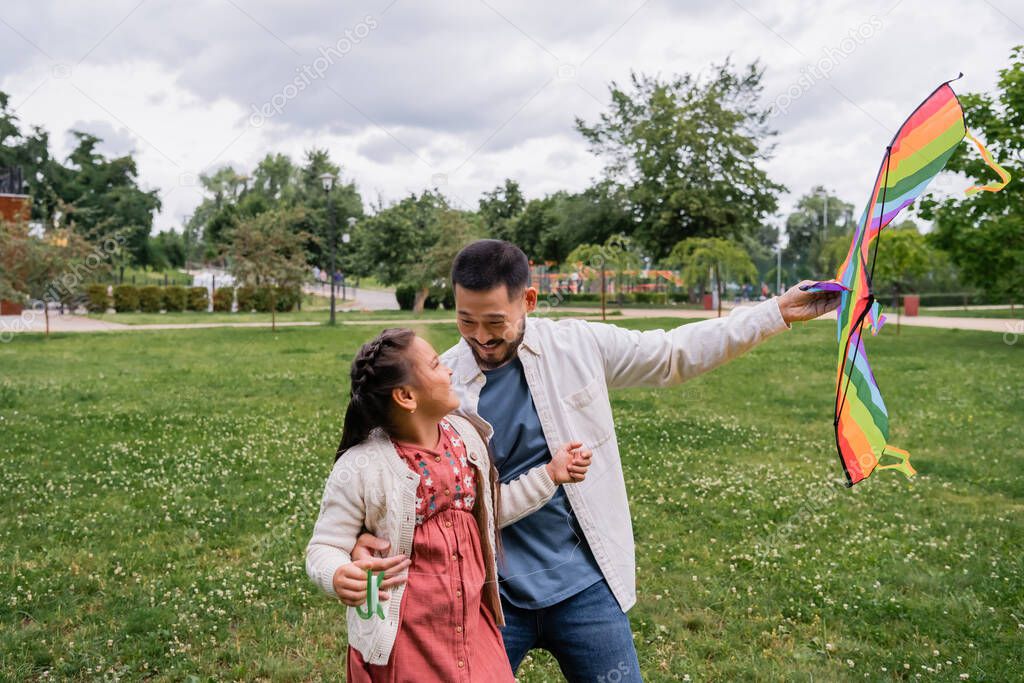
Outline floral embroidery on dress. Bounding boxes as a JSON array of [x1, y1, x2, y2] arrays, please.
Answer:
[[396, 420, 477, 527]]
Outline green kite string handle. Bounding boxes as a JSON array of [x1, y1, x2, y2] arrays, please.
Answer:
[[355, 568, 387, 620]]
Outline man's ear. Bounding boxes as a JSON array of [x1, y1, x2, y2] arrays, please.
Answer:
[[523, 286, 538, 313], [392, 385, 417, 413]]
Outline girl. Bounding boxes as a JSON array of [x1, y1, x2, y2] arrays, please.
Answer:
[[306, 328, 592, 681]]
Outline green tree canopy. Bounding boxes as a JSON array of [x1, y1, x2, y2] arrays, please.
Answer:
[[921, 44, 1024, 304], [576, 61, 786, 259], [667, 236, 757, 317]]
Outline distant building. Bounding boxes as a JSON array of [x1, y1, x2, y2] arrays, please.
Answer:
[[0, 166, 30, 223], [1, 166, 31, 314]]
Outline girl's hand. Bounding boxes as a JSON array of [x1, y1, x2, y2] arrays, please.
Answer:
[[332, 554, 411, 607], [546, 441, 593, 484]]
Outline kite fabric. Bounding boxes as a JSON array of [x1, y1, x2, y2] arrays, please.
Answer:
[[806, 76, 1011, 487]]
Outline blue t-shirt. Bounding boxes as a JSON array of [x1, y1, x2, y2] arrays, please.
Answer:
[[478, 356, 604, 609]]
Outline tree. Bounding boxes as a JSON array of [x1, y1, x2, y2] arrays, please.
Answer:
[[354, 191, 455, 313], [783, 187, 854, 279], [870, 223, 934, 333], [0, 93, 160, 264], [226, 207, 311, 330], [57, 131, 161, 264], [576, 61, 786, 259], [564, 233, 643, 312], [920, 44, 1024, 306], [667, 237, 757, 317], [479, 179, 525, 241], [0, 221, 91, 336], [410, 209, 481, 311]]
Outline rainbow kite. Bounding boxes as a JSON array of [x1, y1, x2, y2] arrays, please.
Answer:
[[804, 75, 1010, 487]]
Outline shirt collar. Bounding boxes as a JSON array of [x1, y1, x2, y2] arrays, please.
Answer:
[[455, 316, 541, 384]]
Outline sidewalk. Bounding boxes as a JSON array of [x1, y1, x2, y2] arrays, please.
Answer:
[[3, 305, 1018, 336]]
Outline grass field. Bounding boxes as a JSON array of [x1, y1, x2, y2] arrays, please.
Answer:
[[919, 308, 1023, 320], [1, 318, 1021, 681]]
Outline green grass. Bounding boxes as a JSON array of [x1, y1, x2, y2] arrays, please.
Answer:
[[920, 307, 1023, 319], [0, 320, 1021, 681]]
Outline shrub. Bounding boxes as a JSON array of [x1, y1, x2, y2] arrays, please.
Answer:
[[274, 285, 301, 312], [212, 287, 234, 312], [253, 285, 275, 313], [395, 284, 416, 310], [139, 286, 164, 313], [236, 285, 257, 312], [633, 291, 668, 305], [670, 291, 690, 303], [163, 286, 187, 312], [187, 287, 209, 312], [562, 293, 600, 303], [85, 284, 109, 313], [113, 285, 140, 312], [428, 286, 455, 310]]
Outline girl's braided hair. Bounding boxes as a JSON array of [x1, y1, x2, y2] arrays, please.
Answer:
[[336, 328, 416, 462]]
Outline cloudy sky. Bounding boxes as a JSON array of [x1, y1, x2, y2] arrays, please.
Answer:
[[1, 0, 1020, 235]]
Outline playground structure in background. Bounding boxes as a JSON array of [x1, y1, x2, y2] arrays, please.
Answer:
[[528, 261, 685, 297]]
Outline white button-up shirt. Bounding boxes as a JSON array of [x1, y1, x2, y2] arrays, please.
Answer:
[[440, 298, 791, 612]]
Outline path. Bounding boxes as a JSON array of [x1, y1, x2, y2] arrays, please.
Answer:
[[4, 303, 1018, 337]]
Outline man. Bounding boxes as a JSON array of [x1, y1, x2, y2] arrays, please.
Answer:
[[351, 239, 839, 681]]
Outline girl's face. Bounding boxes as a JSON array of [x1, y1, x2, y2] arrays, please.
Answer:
[[406, 335, 459, 416]]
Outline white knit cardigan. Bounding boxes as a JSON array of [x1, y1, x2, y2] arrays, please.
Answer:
[[305, 414, 558, 665]]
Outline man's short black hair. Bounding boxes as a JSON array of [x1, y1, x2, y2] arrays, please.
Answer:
[[451, 239, 530, 298]]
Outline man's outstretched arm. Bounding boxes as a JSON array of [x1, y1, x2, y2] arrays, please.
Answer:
[[592, 282, 840, 390]]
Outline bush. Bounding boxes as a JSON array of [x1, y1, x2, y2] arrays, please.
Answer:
[[252, 285, 275, 313], [633, 291, 668, 305], [187, 287, 209, 312], [561, 293, 600, 303], [113, 285, 140, 312], [236, 285, 257, 312], [428, 286, 455, 310], [163, 286, 187, 312], [212, 287, 234, 312], [274, 285, 301, 312], [395, 284, 416, 310], [85, 284, 109, 313], [670, 291, 690, 303], [139, 286, 164, 313]]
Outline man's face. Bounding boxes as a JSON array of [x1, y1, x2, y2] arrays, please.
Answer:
[[455, 283, 537, 370]]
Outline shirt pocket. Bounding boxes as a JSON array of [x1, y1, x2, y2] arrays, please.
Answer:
[[562, 376, 615, 450]]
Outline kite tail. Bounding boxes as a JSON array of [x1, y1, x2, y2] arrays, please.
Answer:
[[876, 445, 916, 479], [868, 301, 887, 336], [964, 129, 1012, 194]]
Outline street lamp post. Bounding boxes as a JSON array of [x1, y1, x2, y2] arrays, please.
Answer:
[[320, 172, 337, 325], [342, 222, 354, 301]]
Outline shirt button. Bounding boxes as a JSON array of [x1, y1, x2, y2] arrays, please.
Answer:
[[455, 625, 463, 633], [434, 456, 441, 462], [451, 553, 458, 561], [458, 659, 465, 668], [444, 488, 451, 496], [455, 589, 462, 598], [444, 520, 452, 528]]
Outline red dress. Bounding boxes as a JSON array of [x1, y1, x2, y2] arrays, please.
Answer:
[[347, 419, 514, 682]]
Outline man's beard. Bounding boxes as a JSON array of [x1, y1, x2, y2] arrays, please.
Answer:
[[468, 327, 525, 371]]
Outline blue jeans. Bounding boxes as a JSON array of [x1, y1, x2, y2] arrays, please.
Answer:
[[500, 579, 642, 682]]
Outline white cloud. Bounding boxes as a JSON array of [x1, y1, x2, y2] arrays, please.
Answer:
[[0, 0, 1019, 238]]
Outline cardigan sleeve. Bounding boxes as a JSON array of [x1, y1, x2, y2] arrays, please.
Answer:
[[496, 464, 558, 528], [305, 458, 367, 600]]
